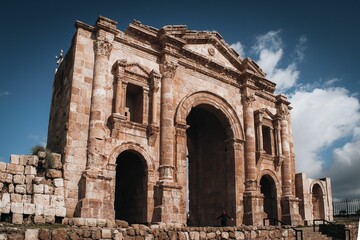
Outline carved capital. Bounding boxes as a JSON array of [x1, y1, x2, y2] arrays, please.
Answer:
[[150, 70, 161, 92], [276, 106, 289, 120], [94, 40, 112, 59], [161, 61, 178, 78], [241, 94, 256, 107], [274, 155, 284, 171], [175, 124, 189, 137]]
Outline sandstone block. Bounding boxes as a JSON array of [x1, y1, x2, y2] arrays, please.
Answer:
[[15, 184, 26, 194], [25, 174, 35, 184], [10, 155, 20, 164], [97, 218, 107, 227], [13, 174, 25, 184], [11, 202, 23, 214], [24, 203, 36, 214], [34, 215, 45, 224], [43, 205, 55, 216], [1, 172, 13, 183], [8, 183, 14, 193], [54, 187, 65, 196], [25, 166, 37, 175], [12, 213, 23, 224], [44, 185, 54, 194], [0, 202, 10, 213], [73, 217, 85, 226], [102, 229, 112, 238], [50, 153, 62, 169], [0, 234, 7, 240], [33, 194, 50, 205], [10, 193, 22, 202], [51, 195, 65, 207], [0, 162, 6, 172], [33, 184, 44, 194], [27, 155, 39, 167], [86, 218, 97, 227], [32, 177, 44, 184], [26, 183, 33, 194], [45, 214, 55, 223], [0, 182, 2, 190], [6, 163, 24, 174], [53, 178, 64, 187], [1, 193, 10, 202], [46, 169, 62, 178], [22, 195, 31, 203], [25, 229, 39, 240], [35, 204, 44, 215]]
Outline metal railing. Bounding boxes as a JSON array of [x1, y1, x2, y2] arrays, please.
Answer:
[[313, 219, 351, 240], [263, 218, 303, 240], [333, 198, 360, 216]]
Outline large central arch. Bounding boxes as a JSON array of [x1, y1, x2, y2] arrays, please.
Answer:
[[175, 91, 245, 226]]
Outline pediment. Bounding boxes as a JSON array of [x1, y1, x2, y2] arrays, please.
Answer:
[[112, 60, 151, 79], [184, 43, 239, 71]]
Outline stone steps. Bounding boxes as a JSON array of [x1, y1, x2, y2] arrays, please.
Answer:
[[301, 227, 333, 240]]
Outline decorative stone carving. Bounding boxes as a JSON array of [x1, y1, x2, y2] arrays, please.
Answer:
[[161, 61, 178, 78], [150, 70, 161, 92], [159, 165, 174, 180], [241, 94, 256, 107], [94, 40, 112, 59]]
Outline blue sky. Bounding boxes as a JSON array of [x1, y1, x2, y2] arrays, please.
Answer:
[[1, 0, 359, 200]]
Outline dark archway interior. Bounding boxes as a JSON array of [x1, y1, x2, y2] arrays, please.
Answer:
[[312, 184, 325, 219], [115, 151, 147, 224], [260, 175, 278, 221], [186, 106, 233, 226]]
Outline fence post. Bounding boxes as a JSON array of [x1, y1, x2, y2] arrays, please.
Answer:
[[346, 198, 349, 216]]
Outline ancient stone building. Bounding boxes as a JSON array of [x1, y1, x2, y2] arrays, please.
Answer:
[[46, 16, 333, 226]]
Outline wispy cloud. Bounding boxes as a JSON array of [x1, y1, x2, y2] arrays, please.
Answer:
[[251, 30, 304, 93], [0, 91, 11, 97], [324, 78, 341, 86], [230, 41, 245, 58]]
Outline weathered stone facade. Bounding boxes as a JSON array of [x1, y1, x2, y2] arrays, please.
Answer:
[[6, 15, 331, 227]]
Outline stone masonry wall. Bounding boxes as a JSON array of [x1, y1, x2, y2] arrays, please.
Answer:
[[0, 222, 297, 240], [0, 152, 66, 225]]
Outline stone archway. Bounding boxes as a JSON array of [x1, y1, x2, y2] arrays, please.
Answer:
[[260, 174, 278, 222], [114, 150, 147, 224], [175, 91, 244, 226], [312, 183, 325, 219]]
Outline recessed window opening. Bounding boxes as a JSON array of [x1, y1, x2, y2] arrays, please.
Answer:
[[126, 83, 143, 123], [262, 125, 272, 154]]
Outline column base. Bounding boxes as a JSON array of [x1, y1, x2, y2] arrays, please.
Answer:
[[75, 169, 114, 219], [153, 181, 184, 224], [243, 191, 266, 225], [281, 196, 304, 226]]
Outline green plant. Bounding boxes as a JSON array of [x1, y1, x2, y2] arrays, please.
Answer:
[[31, 145, 55, 168], [356, 209, 360, 215], [339, 209, 347, 215]]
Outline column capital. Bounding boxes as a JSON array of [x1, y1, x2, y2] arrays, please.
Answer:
[[241, 94, 256, 107], [94, 40, 112, 59], [160, 61, 178, 78]]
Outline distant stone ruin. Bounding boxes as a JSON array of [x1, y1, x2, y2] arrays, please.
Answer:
[[0, 16, 333, 227]]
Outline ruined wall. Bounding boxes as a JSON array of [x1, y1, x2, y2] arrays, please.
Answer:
[[295, 173, 333, 224], [0, 223, 297, 240], [0, 153, 66, 224]]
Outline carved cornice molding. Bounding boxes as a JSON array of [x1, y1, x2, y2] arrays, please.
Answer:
[[94, 40, 112, 59]]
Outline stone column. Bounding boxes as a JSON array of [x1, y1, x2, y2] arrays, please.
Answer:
[[279, 111, 292, 197], [143, 88, 149, 125], [114, 74, 122, 114], [87, 39, 113, 169], [242, 94, 257, 191], [159, 61, 178, 181], [255, 112, 263, 153], [150, 70, 160, 125]]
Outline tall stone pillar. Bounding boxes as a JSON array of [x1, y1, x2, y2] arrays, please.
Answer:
[[153, 60, 183, 224], [242, 87, 264, 225], [159, 61, 178, 181], [76, 16, 118, 220], [277, 95, 303, 226]]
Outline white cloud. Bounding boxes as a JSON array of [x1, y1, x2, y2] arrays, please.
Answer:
[[324, 78, 341, 86], [251, 30, 304, 93], [230, 41, 245, 57], [0, 91, 11, 97], [290, 87, 360, 179]]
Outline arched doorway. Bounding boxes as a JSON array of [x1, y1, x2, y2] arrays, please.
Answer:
[[186, 105, 235, 226], [260, 175, 278, 221], [312, 184, 325, 219], [114, 150, 147, 224]]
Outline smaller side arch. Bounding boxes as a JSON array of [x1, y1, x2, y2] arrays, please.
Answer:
[[107, 142, 154, 171], [309, 181, 326, 195]]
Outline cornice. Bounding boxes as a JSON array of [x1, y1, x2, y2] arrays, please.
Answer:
[[75, 20, 95, 32]]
